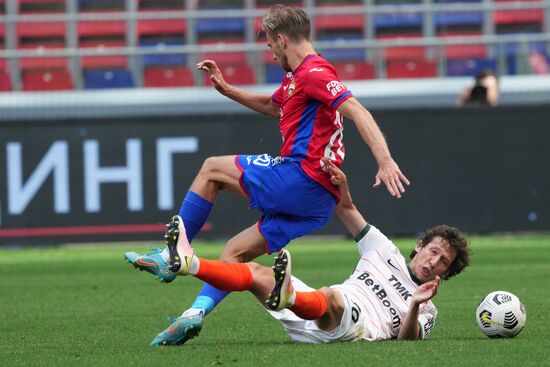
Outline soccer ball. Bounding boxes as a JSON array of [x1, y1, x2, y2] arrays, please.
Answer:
[[476, 291, 526, 338]]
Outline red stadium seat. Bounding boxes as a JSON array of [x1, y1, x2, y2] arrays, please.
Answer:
[[17, 21, 65, 40], [333, 61, 375, 80], [386, 59, 437, 79], [78, 20, 125, 39], [315, 4, 364, 32], [204, 64, 255, 85], [22, 68, 73, 91], [377, 34, 426, 60], [493, 0, 544, 25], [144, 66, 194, 87], [0, 70, 11, 91], [18, 44, 67, 69], [438, 31, 488, 59], [199, 38, 247, 64], [137, 19, 186, 39]]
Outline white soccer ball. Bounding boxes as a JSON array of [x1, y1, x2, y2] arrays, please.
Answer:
[[476, 291, 526, 338]]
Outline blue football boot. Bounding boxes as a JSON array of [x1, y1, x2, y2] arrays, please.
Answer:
[[150, 313, 203, 346], [124, 215, 184, 283]]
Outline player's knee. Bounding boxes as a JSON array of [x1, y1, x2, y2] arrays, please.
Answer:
[[319, 287, 344, 314], [198, 156, 219, 177]]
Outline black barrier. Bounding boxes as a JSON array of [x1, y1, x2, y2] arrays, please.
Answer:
[[0, 106, 548, 245]]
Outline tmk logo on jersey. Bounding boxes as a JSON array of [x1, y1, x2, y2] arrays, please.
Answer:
[[357, 272, 401, 329], [388, 275, 413, 301], [326, 80, 346, 96]]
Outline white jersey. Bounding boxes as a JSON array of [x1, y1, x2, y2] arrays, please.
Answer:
[[268, 224, 437, 343], [334, 224, 437, 341]]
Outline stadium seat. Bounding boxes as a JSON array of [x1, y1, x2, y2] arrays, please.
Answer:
[[138, 0, 183, 11], [18, 0, 65, 13], [375, 12, 423, 30], [333, 61, 375, 80], [317, 33, 365, 61], [141, 40, 187, 66], [78, 20, 125, 41], [315, 3, 364, 32], [0, 70, 11, 91], [78, 0, 124, 12], [446, 58, 497, 76], [18, 44, 67, 69], [22, 69, 73, 91], [386, 59, 437, 78], [265, 64, 285, 84], [204, 64, 255, 85], [17, 21, 65, 45], [255, 0, 303, 7], [434, 11, 483, 28], [84, 69, 134, 89], [199, 38, 247, 64], [144, 66, 194, 87], [137, 19, 186, 41], [377, 34, 426, 60], [437, 31, 488, 59]]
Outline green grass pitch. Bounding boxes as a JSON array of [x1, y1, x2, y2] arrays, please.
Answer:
[[1, 234, 549, 366]]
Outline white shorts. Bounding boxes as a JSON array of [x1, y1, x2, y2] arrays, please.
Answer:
[[266, 277, 368, 344]]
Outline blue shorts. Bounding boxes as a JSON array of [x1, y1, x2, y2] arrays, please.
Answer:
[[236, 154, 336, 254]]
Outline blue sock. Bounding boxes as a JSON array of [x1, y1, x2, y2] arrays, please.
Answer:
[[178, 190, 213, 243], [191, 284, 230, 316]]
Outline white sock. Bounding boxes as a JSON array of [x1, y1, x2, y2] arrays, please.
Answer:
[[188, 255, 200, 275], [287, 291, 296, 307], [160, 246, 170, 262], [181, 308, 204, 317]]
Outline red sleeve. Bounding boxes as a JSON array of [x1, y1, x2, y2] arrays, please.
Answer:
[[302, 67, 353, 109], [271, 84, 284, 107]]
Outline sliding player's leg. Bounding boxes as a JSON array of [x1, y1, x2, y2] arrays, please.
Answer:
[[125, 155, 244, 281]]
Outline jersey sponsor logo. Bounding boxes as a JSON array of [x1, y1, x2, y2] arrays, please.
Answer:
[[326, 80, 346, 96], [388, 274, 413, 301], [357, 272, 401, 329], [387, 259, 399, 271], [309, 67, 325, 73]]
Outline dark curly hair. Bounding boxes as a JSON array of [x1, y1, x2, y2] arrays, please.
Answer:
[[410, 225, 471, 280]]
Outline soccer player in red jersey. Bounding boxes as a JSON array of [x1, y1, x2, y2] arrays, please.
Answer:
[[126, 5, 410, 345]]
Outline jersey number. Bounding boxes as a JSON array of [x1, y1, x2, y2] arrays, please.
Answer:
[[351, 301, 361, 324], [323, 112, 345, 161]]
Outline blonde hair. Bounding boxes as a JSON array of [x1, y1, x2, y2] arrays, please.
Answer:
[[262, 5, 311, 41]]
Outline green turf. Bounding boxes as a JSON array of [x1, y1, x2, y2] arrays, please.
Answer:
[[1, 234, 549, 366]]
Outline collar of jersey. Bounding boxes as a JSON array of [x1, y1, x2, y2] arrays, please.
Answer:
[[407, 264, 422, 285], [292, 53, 320, 74]]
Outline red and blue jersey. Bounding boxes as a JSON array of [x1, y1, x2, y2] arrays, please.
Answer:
[[271, 54, 353, 200]]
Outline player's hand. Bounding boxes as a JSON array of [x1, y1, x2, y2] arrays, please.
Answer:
[[413, 276, 440, 304], [321, 158, 347, 187], [196, 60, 229, 94], [373, 158, 410, 198]]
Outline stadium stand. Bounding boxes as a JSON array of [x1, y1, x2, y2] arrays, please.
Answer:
[[0, 0, 548, 90]]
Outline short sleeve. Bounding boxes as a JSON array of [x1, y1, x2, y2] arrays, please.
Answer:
[[302, 67, 353, 109], [417, 303, 438, 339], [272, 84, 283, 107], [355, 224, 397, 256]]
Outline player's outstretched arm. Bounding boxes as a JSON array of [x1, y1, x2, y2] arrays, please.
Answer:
[[197, 60, 279, 118], [337, 97, 410, 198], [397, 276, 441, 340], [322, 158, 367, 239]]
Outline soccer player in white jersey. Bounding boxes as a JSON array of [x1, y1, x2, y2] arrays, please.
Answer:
[[154, 158, 470, 344]]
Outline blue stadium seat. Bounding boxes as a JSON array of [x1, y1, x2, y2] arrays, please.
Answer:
[[503, 41, 548, 57], [434, 12, 483, 27], [446, 58, 497, 76], [140, 40, 187, 66], [265, 64, 285, 84], [375, 13, 423, 29], [196, 18, 245, 35], [84, 69, 135, 89], [317, 34, 365, 61]]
